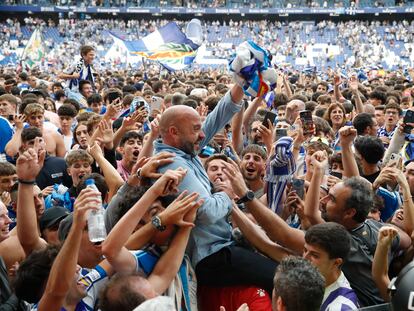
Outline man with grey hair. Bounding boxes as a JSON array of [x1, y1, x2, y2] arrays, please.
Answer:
[[171, 93, 187, 106], [272, 256, 325, 311]]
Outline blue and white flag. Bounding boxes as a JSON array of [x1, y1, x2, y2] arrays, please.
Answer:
[[123, 22, 200, 71]]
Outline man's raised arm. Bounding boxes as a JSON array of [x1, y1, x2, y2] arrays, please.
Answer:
[[16, 138, 47, 256]]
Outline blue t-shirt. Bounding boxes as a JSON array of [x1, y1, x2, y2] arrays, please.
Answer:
[[0, 117, 13, 155]]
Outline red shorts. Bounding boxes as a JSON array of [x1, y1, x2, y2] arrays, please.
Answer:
[[198, 285, 272, 311]]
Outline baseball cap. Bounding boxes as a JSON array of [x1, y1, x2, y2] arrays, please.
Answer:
[[58, 213, 74, 242], [39, 206, 70, 232]]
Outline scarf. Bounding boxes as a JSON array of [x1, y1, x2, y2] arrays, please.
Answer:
[[68, 57, 95, 91], [264, 137, 296, 215]]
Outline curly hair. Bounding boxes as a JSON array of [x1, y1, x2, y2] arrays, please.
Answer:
[[343, 177, 374, 223]]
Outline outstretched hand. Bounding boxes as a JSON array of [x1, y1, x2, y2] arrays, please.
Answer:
[[159, 191, 203, 227], [221, 158, 249, 198], [141, 152, 176, 179], [152, 168, 187, 196]]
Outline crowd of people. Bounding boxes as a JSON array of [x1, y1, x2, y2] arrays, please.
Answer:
[[0, 0, 402, 8], [1, 17, 414, 71], [0, 34, 414, 311]]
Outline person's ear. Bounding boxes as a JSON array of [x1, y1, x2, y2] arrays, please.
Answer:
[[169, 126, 179, 136], [276, 296, 286, 311], [333, 257, 343, 269]]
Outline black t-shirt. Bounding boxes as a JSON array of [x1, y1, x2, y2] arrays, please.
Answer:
[[36, 155, 72, 190], [342, 219, 400, 307], [362, 170, 381, 185]]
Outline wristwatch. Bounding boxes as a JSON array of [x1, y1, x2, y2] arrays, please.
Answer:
[[236, 190, 255, 204], [151, 215, 166, 231]]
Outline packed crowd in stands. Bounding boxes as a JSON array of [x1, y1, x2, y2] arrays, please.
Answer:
[[0, 32, 413, 310], [1, 17, 414, 71], [0, 0, 402, 8]]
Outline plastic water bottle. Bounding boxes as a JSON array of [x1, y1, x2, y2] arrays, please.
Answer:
[[85, 179, 107, 243]]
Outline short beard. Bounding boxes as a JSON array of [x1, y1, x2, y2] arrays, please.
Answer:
[[180, 141, 196, 157]]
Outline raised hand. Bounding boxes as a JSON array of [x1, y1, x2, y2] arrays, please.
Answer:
[[121, 107, 147, 131], [87, 141, 104, 158], [222, 158, 249, 198], [13, 114, 26, 130], [339, 126, 357, 147], [152, 168, 187, 196], [99, 120, 114, 146], [158, 191, 203, 227], [334, 73, 341, 86], [141, 152, 176, 179], [349, 75, 359, 92], [72, 188, 101, 228], [257, 120, 274, 151], [16, 137, 45, 181], [105, 99, 122, 119], [149, 114, 161, 139], [310, 150, 328, 171], [377, 226, 398, 248]]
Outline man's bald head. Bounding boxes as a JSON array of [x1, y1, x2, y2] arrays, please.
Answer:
[[158, 105, 205, 156], [159, 105, 200, 137]]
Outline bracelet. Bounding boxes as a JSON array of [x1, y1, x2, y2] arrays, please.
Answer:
[[18, 179, 36, 185]]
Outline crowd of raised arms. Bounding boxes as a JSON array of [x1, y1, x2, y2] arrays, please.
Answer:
[[0, 39, 413, 311]]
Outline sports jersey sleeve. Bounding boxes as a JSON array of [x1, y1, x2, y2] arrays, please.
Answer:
[[78, 265, 108, 310]]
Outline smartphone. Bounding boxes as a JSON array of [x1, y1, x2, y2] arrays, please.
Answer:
[[330, 171, 343, 179], [151, 96, 163, 111], [388, 153, 402, 168], [7, 115, 14, 121], [107, 91, 121, 103], [403, 110, 414, 134], [299, 110, 314, 135], [275, 128, 288, 141], [292, 178, 305, 200], [262, 111, 277, 128], [137, 100, 146, 109]]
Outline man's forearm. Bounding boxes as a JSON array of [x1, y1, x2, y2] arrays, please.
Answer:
[[5, 130, 22, 157], [17, 184, 44, 256], [38, 222, 83, 311], [246, 198, 305, 254], [342, 145, 359, 178], [230, 84, 244, 104], [304, 169, 325, 225], [149, 227, 192, 294]]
